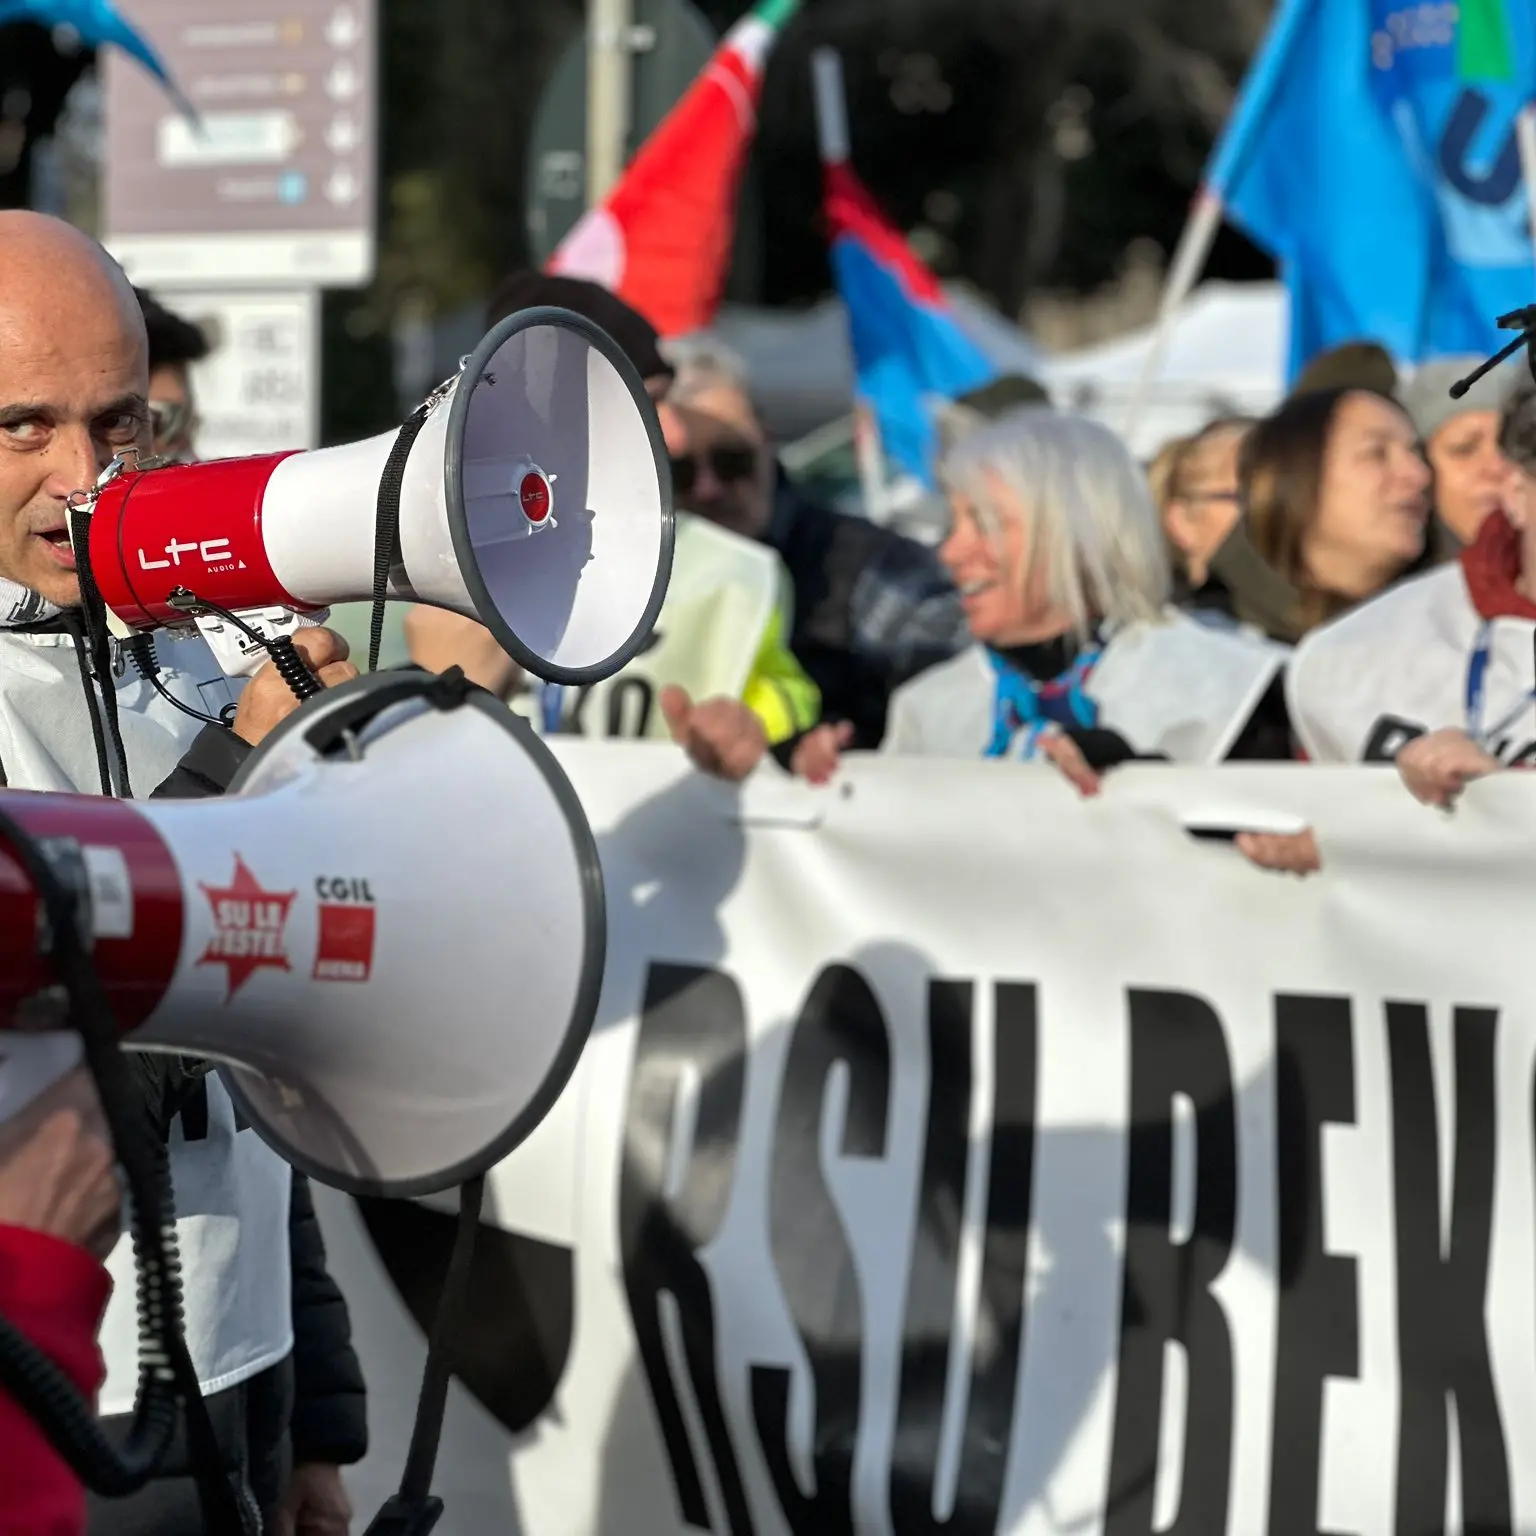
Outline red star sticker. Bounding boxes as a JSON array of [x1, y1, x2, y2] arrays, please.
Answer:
[[198, 855, 297, 999]]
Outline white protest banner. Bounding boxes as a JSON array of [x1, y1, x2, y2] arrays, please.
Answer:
[[319, 742, 1536, 1536]]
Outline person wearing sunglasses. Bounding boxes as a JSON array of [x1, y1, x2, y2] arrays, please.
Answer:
[[403, 272, 822, 780], [662, 335, 970, 753], [134, 289, 208, 465]]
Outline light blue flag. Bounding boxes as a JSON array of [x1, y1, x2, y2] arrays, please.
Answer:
[[1208, 0, 1536, 377]]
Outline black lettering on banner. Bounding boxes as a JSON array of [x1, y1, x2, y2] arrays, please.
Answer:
[[568, 628, 663, 738], [750, 965, 893, 1533], [1105, 990, 1237, 1536], [890, 981, 1037, 1536], [1362, 716, 1427, 763], [619, 963, 753, 1533], [1269, 995, 1359, 1536], [1387, 1004, 1511, 1533], [608, 677, 657, 739]]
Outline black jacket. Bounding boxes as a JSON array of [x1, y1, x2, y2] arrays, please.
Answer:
[[154, 724, 368, 1471], [87, 723, 368, 1534], [763, 474, 968, 749]]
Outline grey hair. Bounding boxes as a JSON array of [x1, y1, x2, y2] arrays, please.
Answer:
[[939, 406, 1170, 634], [659, 330, 751, 405]]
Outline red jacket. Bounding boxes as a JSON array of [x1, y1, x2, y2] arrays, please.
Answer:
[[0, 1225, 111, 1536]]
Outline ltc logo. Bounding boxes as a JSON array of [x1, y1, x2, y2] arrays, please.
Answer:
[[198, 855, 296, 998], [139, 538, 247, 573]]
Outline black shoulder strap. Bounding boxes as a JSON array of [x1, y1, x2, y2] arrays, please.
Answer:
[[370, 406, 432, 674]]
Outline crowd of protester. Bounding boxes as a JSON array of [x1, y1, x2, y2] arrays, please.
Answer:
[[6, 219, 1536, 1534], [410, 272, 1536, 875]]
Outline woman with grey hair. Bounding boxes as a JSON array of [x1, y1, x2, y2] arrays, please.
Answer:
[[1401, 357, 1518, 550], [794, 406, 1290, 789]]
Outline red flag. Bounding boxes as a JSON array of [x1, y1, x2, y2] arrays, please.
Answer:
[[548, 0, 799, 337]]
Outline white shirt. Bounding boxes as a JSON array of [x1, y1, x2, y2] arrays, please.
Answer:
[[0, 623, 295, 1408], [884, 610, 1287, 764]]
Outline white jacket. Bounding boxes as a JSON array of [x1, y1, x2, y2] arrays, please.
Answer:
[[884, 611, 1287, 764], [1287, 562, 1536, 764], [0, 623, 295, 1412]]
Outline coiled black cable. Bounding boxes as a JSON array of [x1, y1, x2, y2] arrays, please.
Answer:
[[0, 809, 251, 1530], [0, 808, 180, 1489], [266, 635, 324, 701], [164, 589, 322, 704]]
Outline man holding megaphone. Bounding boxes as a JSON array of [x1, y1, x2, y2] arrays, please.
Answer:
[[0, 212, 365, 1534]]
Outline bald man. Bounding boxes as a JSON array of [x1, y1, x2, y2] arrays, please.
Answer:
[[0, 214, 363, 1534]]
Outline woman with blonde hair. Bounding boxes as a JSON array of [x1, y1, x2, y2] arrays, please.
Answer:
[[1149, 416, 1253, 612], [793, 406, 1290, 786]]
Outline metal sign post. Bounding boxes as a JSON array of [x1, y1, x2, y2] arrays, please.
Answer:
[[528, 0, 716, 266]]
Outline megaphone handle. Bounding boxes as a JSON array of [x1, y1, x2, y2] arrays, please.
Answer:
[[363, 1174, 485, 1536], [167, 589, 324, 704]]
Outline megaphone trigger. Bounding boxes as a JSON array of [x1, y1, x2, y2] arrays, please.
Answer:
[[192, 605, 332, 681], [165, 589, 324, 702]]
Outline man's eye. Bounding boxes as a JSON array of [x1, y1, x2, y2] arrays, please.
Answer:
[[2, 419, 43, 442], [100, 413, 144, 442]]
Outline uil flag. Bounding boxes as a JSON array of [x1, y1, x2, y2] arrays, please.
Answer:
[[823, 161, 997, 486], [548, 0, 799, 337], [1207, 0, 1536, 375]]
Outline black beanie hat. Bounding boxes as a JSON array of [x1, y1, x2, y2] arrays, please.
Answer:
[[484, 270, 672, 384]]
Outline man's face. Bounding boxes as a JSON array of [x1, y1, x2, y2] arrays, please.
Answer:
[[148, 361, 199, 464], [667, 381, 773, 541], [0, 292, 148, 605]]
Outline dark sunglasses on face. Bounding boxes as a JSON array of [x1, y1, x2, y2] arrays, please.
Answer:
[[668, 443, 758, 497], [149, 397, 198, 446]]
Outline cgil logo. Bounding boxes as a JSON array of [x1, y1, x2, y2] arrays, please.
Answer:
[[314, 874, 377, 983]]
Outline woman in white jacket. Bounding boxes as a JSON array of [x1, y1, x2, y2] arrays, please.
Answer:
[[797, 406, 1289, 791]]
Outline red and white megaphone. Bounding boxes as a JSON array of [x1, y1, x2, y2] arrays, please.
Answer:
[[0, 670, 604, 1197], [65, 306, 674, 685]]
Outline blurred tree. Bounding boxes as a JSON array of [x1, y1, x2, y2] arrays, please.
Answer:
[[0, 21, 91, 209], [745, 0, 1274, 314], [0, 0, 1277, 439]]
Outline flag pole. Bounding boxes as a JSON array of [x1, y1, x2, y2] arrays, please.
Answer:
[[1122, 186, 1224, 447], [1518, 105, 1536, 288], [587, 0, 634, 203], [812, 45, 890, 524]]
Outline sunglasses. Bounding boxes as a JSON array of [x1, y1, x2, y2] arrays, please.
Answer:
[[149, 398, 198, 448], [669, 443, 758, 497]]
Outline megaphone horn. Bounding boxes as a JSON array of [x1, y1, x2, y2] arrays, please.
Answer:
[[69, 307, 675, 685], [0, 670, 605, 1198]]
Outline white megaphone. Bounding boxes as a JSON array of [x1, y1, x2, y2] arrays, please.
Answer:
[[65, 306, 674, 685], [0, 669, 604, 1197]]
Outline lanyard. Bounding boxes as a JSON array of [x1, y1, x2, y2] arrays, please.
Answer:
[[1464, 620, 1536, 745], [540, 682, 565, 735], [985, 645, 1101, 759]]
